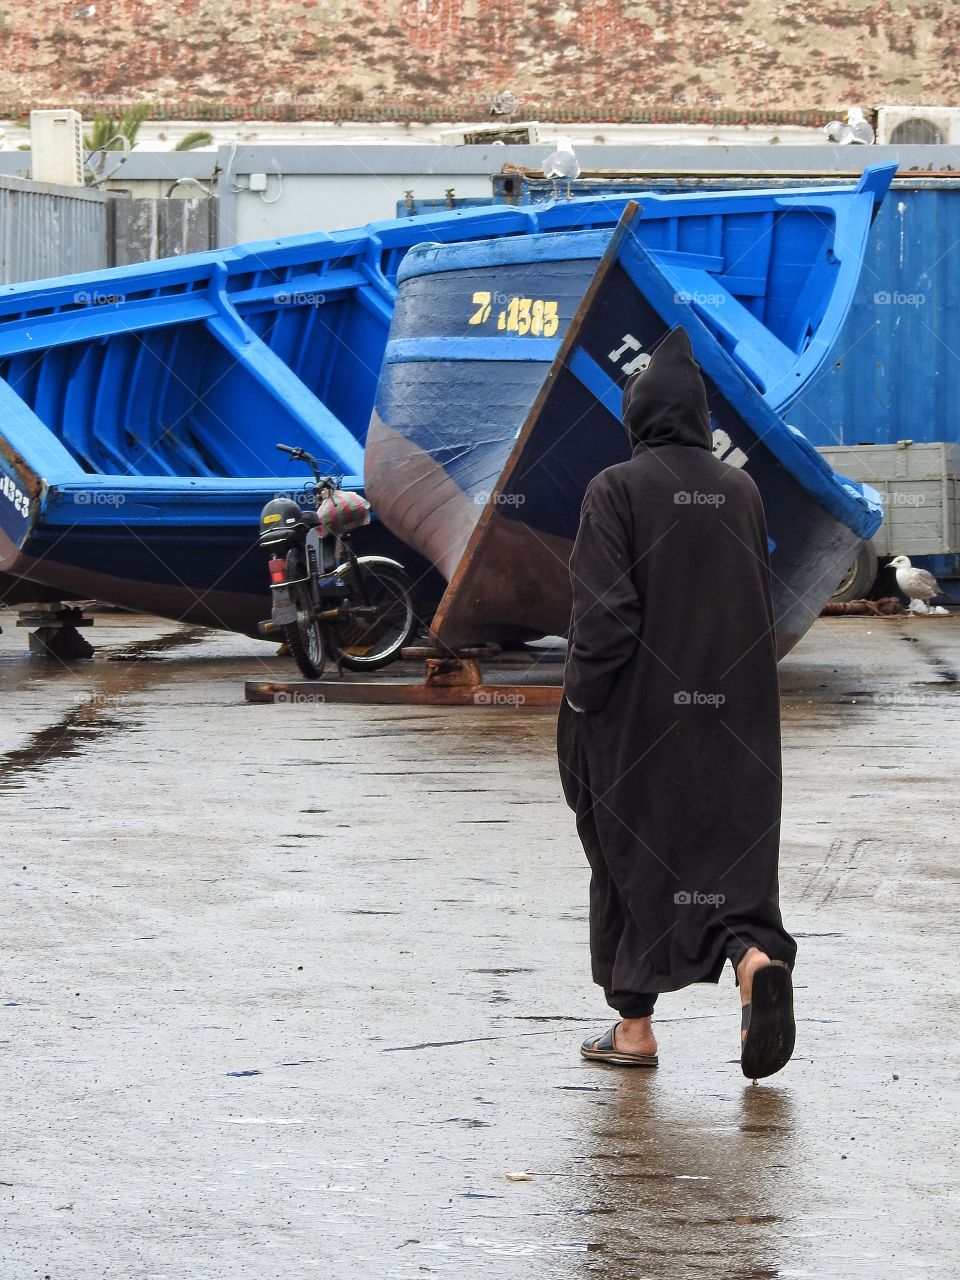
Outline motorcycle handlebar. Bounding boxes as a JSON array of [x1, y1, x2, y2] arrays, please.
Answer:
[[276, 443, 343, 495]]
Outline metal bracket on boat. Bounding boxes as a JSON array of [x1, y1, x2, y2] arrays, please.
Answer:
[[16, 603, 95, 660], [244, 642, 563, 708]]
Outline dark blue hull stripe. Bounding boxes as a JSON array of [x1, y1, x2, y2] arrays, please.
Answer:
[[384, 336, 561, 364]]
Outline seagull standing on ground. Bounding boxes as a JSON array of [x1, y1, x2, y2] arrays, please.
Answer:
[[543, 136, 580, 198], [889, 555, 945, 613]]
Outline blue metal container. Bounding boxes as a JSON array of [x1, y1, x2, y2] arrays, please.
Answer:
[[788, 182, 960, 595], [787, 183, 960, 447]]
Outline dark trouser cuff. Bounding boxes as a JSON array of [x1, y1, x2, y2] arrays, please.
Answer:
[[606, 989, 657, 1019]]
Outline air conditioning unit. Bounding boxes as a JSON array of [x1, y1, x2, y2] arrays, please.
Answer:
[[30, 109, 85, 186], [441, 121, 540, 146], [875, 105, 960, 145]]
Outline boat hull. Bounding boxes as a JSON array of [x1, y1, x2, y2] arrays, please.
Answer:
[[368, 202, 884, 657], [0, 471, 441, 637]]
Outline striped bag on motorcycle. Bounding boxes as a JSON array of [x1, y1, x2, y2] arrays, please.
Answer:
[[315, 489, 372, 538]]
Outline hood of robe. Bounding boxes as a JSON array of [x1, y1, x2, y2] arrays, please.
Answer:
[[621, 326, 713, 453]]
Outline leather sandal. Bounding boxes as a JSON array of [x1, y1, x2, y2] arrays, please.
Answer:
[[740, 960, 795, 1080], [580, 1024, 658, 1068]]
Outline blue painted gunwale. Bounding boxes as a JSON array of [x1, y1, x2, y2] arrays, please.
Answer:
[[391, 166, 897, 411]]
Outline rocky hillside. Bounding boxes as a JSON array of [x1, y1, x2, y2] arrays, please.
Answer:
[[0, 0, 956, 122]]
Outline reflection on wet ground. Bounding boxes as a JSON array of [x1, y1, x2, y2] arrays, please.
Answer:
[[1, 609, 958, 1278], [573, 1076, 794, 1277]]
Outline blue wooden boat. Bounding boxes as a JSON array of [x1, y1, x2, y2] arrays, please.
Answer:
[[0, 199, 644, 635], [366, 165, 894, 655]]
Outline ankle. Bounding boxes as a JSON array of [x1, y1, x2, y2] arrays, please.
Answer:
[[620, 1014, 652, 1034], [615, 1016, 657, 1053], [736, 947, 772, 1001]]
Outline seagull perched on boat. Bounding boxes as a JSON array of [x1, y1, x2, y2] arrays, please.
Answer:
[[889, 555, 946, 613], [543, 136, 580, 198], [824, 106, 875, 145]]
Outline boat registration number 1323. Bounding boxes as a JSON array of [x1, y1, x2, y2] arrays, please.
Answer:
[[1, 472, 30, 519], [468, 292, 560, 337]]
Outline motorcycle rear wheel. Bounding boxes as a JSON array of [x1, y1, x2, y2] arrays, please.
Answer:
[[332, 560, 418, 671]]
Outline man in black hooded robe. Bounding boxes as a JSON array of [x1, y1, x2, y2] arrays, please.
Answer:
[[557, 326, 797, 1079]]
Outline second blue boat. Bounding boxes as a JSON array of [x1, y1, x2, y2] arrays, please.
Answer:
[[366, 167, 894, 655]]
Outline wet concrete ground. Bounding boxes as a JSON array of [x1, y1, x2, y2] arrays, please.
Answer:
[[1, 606, 958, 1279]]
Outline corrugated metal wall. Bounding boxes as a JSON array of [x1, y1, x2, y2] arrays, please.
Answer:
[[790, 185, 960, 448], [0, 176, 107, 284]]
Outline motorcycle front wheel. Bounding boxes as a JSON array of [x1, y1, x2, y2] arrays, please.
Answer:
[[283, 586, 326, 679]]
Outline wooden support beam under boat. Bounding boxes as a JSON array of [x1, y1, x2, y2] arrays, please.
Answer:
[[244, 643, 563, 707], [244, 673, 562, 708]]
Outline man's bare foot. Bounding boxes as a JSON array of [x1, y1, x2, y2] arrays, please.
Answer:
[[736, 947, 773, 1043], [615, 1015, 658, 1057]]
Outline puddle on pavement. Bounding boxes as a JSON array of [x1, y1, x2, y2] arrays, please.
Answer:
[[0, 702, 131, 790], [0, 624, 218, 784], [105, 626, 209, 662], [562, 1079, 796, 1273]]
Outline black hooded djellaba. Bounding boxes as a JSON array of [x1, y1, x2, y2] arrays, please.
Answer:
[[557, 327, 796, 1015]]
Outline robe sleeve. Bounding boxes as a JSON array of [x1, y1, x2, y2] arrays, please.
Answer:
[[563, 477, 644, 713]]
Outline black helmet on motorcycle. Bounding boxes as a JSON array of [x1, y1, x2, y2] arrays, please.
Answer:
[[258, 497, 306, 548]]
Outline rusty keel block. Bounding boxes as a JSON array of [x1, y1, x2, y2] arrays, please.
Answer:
[[820, 596, 903, 617]]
